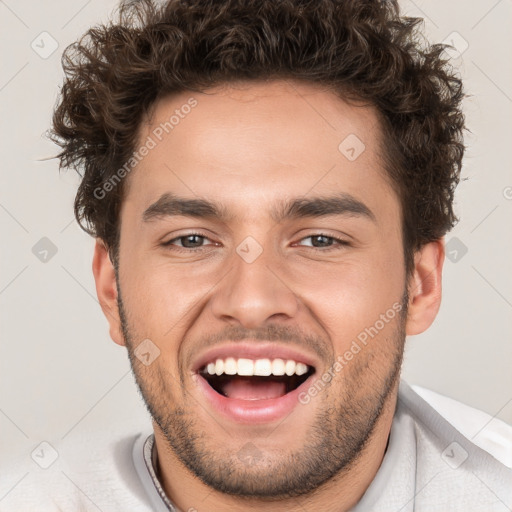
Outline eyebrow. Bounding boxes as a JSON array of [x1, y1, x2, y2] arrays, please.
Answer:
[[142, 192, 376, 224]]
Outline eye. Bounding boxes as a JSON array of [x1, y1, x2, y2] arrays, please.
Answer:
[[162, 233, 215, 250], [295, 234, 349, 250], [161, 232, 349, 252]]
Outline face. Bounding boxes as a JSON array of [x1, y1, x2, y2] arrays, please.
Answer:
[[112, 80, 411, 497]]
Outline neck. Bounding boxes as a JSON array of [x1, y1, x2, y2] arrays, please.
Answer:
[[153, 386, 398, 512]]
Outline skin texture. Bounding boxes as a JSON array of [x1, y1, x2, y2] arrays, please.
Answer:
[[93, 80, 444, 512]]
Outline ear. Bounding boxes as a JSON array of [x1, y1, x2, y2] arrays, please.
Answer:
[[92, 239, 126, 346], [405, 239, 444, 336]]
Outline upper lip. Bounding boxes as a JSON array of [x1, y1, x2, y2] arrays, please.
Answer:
[[191, 342, 319, 373]]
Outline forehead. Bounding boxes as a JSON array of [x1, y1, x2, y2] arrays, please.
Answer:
[[123, 80, 397, 222]]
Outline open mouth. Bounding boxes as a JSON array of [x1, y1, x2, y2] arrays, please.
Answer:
[[198, 360, 316, 401]]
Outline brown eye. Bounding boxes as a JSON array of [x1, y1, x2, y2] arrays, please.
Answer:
[[310, 235, 334, 247], [163, 233, 213, 249], [178, 234, 206, 248], [297, 234, 348, 249]]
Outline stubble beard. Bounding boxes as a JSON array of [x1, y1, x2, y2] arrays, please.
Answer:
[[117, 284, 408, 499]]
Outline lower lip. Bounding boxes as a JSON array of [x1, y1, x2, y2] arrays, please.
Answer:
[[194, 373, 314, 424]]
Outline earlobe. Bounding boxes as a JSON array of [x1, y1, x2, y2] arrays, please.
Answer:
[[405, 239, 445, 336], [92, 239, 126, 346]]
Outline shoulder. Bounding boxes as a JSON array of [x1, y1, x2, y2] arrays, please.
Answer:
[[0, 421, 154, 512], [410, 383, 512, 468], [396, 381, 512, 511]]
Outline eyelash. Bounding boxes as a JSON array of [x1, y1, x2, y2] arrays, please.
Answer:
[[161, 232, 350, 253]]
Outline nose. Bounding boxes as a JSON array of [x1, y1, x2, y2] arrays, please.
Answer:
[[209, 241, 299, 329]]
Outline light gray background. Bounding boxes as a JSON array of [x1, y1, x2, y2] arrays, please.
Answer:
[[1, 0, 511, 480]]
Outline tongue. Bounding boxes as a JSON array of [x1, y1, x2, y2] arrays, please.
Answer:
[[221, 377, 287, 400]]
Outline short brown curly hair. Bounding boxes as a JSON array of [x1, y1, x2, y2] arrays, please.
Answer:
[[51, 0, 465, 274]]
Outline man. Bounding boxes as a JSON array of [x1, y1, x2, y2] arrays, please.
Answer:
[[9, 0, 512, 510]]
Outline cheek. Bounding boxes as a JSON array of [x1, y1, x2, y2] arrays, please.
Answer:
[[284, 253, 405, 349], [118, 253, 221, 367]]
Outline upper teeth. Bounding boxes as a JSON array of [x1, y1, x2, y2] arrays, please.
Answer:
[[204, 358, 310, 377]]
